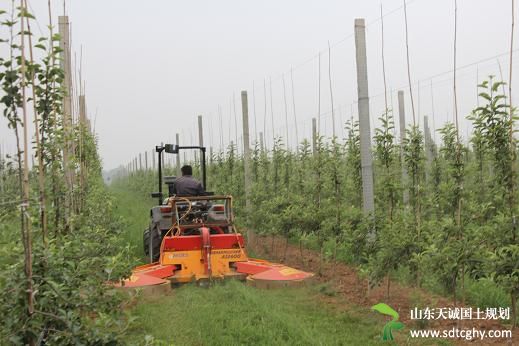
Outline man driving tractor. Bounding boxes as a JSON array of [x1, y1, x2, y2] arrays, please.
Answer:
[[172, 165, 205, 196]]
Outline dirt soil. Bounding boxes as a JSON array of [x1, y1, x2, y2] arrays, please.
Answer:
[[247, 234, 517, 345]]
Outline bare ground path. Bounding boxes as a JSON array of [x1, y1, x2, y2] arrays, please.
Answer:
[[248, 234, 517, 345]]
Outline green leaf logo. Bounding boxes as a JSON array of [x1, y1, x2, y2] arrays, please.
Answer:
[[371, 303, 404, 341]]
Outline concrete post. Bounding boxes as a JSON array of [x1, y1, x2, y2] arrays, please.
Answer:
[[139, 153, 142, 171], [145, 151, 148, 171], [152, 150, 155, 170], [79, 95, 87, 127], [198, 115, 204, 147], [354, 18, 375, 217], [259, 131, 264, 152], [241, 91, 252, 221], [312, 117, 317, 155], [398, 90, 409, 204], [58, 16, 74, 210]]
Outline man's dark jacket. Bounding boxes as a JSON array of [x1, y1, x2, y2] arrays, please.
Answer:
[[173, 175, 204, 196]]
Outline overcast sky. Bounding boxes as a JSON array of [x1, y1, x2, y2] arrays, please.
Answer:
[[0, 0, 517, 170]]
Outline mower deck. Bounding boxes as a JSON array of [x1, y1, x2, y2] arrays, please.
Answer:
[[117, 257, 313, 289]]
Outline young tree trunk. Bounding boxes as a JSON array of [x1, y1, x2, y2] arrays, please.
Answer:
[[299, 237, 305, 266], [386, 274, 391, 300], [333, 236, 338, 276], [271, 234, 275, 257], [511, 293, 517, 328], [318, 243, 323, 276], [283, 236, 289, 262]]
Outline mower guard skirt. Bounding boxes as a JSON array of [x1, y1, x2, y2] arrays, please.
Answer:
[[116, 259, 313, 289]]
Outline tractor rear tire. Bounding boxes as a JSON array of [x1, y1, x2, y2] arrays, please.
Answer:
[[143, 226, 161, 262]]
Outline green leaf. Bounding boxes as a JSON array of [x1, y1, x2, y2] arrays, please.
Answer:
[[371, 303, 399, 320], [389, 321, 404, 330]]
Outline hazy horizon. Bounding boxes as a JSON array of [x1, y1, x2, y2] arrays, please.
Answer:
[[0, 0, 517, 171]]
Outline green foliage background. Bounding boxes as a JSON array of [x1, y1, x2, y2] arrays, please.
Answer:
[[115, 78, 519, 327]]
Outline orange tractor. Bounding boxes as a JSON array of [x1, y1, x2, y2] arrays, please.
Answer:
[[118, 144, 312, 289]]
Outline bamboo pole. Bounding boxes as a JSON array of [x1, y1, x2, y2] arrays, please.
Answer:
[[233, 94, 238, 154], [0, 145, 3, 203], [252, 81, 257, 143], [328, 41, 336, 137], [241, 91, 252, 228], [290, 68, 299, 150], [24, 0, 47, 243], [176, 133, 181, 176], [381, 4, 388, 112], [312, 118, 317, 155], [263, 79, 268, 150], [269, 77, 275, 146], [318, 52, 321, 134], [282, 74, 290, 149], [403, 0, 416, 126], [508, 0, 517, 326], [19, 3, 35, 337], [79, 94, 86, 203], [398, 91, 409, 205]]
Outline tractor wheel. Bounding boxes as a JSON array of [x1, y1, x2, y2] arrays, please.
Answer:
[[143, 226, 161, 262]]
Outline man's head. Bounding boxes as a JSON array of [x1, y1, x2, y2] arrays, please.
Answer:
[[181, 165, 193, 176]]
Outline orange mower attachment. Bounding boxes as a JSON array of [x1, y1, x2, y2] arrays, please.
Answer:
[[116, 227, 313, 289]]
